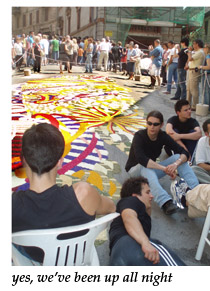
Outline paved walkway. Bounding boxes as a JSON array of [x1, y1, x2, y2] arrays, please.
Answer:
[[12, 64, 210, 266]]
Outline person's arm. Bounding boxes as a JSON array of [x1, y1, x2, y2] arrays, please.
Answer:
[[73, 181, 116, 216], [195, 138, 210, 171], [168, 49, 174, 65], [197, 163, 210, 171], [121, 208, 159, 264], [166, 123, 188, 151], [166, 123, 202, 141], [165, 153, 187, 177], [199, 58, 210, 70]]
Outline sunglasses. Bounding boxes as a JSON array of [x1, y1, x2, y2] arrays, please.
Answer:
[[147, 121, 161, 126]]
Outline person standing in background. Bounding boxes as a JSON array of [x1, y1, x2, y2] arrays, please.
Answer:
[[72, 38, 79, 66], [160, 43, 170, 87], [170, 38, 189, 101], [198, 43, 210, 111], [186, 39, 205, 111], [163, 41, 178, 95]]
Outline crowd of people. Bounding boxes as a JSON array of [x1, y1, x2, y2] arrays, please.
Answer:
[[12, 31, 210, 266], [12, 32, 210, 111]]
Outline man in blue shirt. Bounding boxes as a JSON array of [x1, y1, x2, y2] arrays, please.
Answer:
[[148, 39, 163, 88]]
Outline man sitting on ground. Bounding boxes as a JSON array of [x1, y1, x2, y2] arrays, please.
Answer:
[[166, 99, 202, 160], [125, 110, 199, 215], [12, 123, 116, 263], [109, 177, 186, 266], [192, 119, 210, 184]]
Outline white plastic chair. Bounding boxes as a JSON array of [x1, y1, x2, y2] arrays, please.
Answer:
[[195, 206, 210, 261], [12, 212, 119, 266]]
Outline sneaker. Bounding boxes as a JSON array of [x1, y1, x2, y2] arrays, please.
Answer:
[[162, 200, 177, 215], [170, 180, 184, 209], [178, 178, 189, 194]]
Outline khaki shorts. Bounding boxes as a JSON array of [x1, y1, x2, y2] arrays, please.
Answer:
[[186, 184, 210, 218]]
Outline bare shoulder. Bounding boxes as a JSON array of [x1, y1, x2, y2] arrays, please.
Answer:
[[72, 181, 116, 215], [73, 181, 98, 199], [72, 181, 101, 215]]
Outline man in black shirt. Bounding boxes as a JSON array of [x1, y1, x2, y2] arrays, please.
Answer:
[[171, 38, 189, 100], [12, 123, 116, 262], [109, 177, 185, 265], [166, 100, 202, 159], [125, 110, 199, 215]]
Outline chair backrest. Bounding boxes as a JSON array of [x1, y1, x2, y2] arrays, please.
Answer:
[[195, 206, 210, 261], [12, 212, 119, 266]]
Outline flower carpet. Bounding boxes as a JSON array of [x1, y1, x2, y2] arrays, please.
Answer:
[[12, 74, 147, 200]]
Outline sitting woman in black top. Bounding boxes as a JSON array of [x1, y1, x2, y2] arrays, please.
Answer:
[[109, 177, 185, 266]]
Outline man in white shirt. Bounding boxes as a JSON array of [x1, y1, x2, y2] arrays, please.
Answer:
[[13, 37, 23, 71], [134, 44, 144, 76], [97, 37, 111, 72], [192, 119, 210, 183], [40, 35, 49, 66]]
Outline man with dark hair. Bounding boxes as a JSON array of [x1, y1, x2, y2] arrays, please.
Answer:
[[125, 110, 199, 215], [192, 119, 210, 183], [186, 39, 205, 110], [109, 176, 185, 266], [166, 100, 202, 159], [171, 38, 189, 100], [12, 123, 116, 263]]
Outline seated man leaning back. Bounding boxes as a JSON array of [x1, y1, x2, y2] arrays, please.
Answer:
[[12, 123, 116, 263], [109, 176, 186, 266], [125, 110, 199, 215]]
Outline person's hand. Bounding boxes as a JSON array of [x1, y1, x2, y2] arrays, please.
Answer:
[[142, 242, 160, 264], [165, 164, 177, 179]]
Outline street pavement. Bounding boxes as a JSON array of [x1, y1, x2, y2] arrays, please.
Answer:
[[12, 63, 210, 266]]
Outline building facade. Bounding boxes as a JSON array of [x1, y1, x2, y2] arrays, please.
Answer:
[[12, 7, 207, 47]]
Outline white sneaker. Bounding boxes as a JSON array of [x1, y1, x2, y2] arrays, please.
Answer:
[[170, 180, 184, 209], [178, 178, 189, 194]]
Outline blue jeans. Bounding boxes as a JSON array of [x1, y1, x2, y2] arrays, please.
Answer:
[[85, 53, 93, 72], [175, 68, 186, 99], [130, 154, 199, 207], [52, 51, 59, 61], [167, 62, 178, 93], [110, 235, 186, 266], [27, 52, 34, 67]]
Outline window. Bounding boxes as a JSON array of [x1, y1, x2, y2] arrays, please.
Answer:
[[23, 14, 26, 27], [89, 7, 94, 23], [29, 13, 32, 25], [45, 8, 48, 21], [77, 8, 81, 30], [36, 10, 39, 23]]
